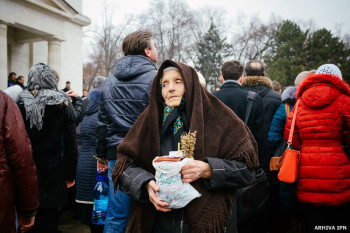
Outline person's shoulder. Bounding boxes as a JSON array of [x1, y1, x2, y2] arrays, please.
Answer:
[[0, 90, 9, 103], [268, 89, 281, 97]]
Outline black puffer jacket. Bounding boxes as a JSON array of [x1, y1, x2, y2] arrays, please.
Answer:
[[17, 100, 78, 209], [76, 90, 101, 203], [96, 55, 157, 159], [242, 76, 281, 133]]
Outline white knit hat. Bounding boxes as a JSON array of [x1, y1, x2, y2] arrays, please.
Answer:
[[315, 64, 342, 80]]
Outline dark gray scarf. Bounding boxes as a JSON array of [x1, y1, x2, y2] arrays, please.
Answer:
[[18, 63, 66, 130]]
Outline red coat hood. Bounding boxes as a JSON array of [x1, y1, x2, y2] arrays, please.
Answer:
[[296, 74, 350, 109]]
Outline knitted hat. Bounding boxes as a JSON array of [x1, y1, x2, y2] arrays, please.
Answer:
[[294, 70, 316, 86], [315, 64, 342, 80]]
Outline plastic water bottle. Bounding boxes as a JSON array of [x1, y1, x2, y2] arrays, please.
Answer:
[[92, 171, 108, 225]]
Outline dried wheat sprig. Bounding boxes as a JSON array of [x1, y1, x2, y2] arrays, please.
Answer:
[[180, 131, 197, 158]]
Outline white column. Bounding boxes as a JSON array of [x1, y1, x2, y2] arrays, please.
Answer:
[[47, 40, 61, 76], [0, 23, 7, 90]]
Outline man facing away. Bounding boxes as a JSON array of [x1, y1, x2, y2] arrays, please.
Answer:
[[213, 60, 270, 181], [96, 30, 158, 233], [213, 60, 270, 233], [241, 60, 281, 134], [241, 61, 282, 233]]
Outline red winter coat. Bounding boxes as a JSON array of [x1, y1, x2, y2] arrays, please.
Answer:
[[0, 91, 39, 233], [284, 74, 350, 206]]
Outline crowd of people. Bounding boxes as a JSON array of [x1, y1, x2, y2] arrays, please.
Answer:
[[0, 29, 349, 233]]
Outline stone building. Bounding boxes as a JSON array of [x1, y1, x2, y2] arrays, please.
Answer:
[[0, 0, 90, 92]]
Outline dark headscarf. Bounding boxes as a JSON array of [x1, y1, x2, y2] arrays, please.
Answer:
[[160, 98, 189, 154], [17, 63, 66, 130], [113, 60, 259, 233]]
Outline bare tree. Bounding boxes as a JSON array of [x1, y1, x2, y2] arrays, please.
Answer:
[[83, 0, 134, 90], [231, 13, 280, 64], [83, 61, 101, 90], [138, 0, 197, 65]]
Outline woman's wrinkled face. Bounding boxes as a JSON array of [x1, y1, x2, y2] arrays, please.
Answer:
[[161, 69, 185, 107]]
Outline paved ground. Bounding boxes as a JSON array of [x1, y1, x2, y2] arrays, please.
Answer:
[[59, 209, 90, 233]]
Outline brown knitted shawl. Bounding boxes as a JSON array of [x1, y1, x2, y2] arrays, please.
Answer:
[[113, 60, 259, 233]]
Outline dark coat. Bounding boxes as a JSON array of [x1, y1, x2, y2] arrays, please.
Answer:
[[17, 99, 78, 209], [213, 81, 270, 173], [96, 55, 157, 160], [76, 90, 101, 203], [0, 91, 39, 233], [242, 76, 281, 133], [285, 74, 350, 206], [59, 90, 83, 125]]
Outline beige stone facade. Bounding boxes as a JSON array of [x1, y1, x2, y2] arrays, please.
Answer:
[[0, 0, 90, 92]]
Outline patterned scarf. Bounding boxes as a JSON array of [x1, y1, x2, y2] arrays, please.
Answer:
[[17, 63, 66, 130], [161, 98, 189, 151]]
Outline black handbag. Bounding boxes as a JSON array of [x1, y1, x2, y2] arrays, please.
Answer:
[[236, 91, 270, 223], [237, 168, 269, 222]]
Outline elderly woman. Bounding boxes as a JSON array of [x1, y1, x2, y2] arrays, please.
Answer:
[[112, 60, 259, 233], [284, 64, 350, 232], [16, 63, 78, 233]]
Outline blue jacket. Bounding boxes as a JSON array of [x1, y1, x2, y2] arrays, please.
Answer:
[[96, 55, 157, 159], [76, 90, 101, 203], [268, 86, 297, 153]]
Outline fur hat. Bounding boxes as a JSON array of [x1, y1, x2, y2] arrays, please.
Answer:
[[316, 64, 342, 80], [294, 70, 316, 86]]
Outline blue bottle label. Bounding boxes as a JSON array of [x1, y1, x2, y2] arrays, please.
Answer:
[[93, 199, 108, 211]]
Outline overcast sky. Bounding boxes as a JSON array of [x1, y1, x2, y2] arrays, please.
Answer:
[[82, 0, 350, 34]]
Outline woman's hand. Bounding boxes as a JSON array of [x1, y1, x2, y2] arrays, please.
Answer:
[[97, 160, 108, 173], [181, 160, 212, 183], [66, 89, 80, 98], [66, 179, 75, 188], [146, 180, 171, 212], [18, 215, 35, 232]]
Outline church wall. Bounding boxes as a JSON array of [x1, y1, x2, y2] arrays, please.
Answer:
[[60, 21, 83, 93], [33, 41, 49, 66], [1, 0, 65, 40], [10, 43, 30, 84], [0, 0, 89, 91]]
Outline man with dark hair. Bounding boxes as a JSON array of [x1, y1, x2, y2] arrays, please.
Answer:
[[62, 81, 71, 92], [242, 60, 281, 133], [8, 72, 16, 87], [214, 60, 269, 174], [214, 60, 270, 233], [96, 30, 157, 233], [15, 76, 25, 89]]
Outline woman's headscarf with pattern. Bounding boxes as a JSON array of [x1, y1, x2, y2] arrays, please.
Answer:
[[17, 63, 66, 130]]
